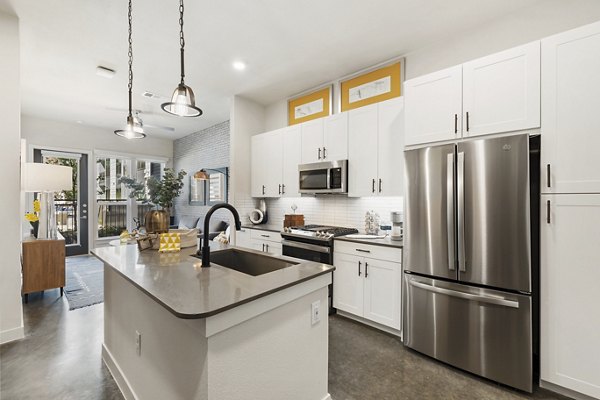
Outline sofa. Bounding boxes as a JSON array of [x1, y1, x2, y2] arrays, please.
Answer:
[[172, 215, 230, 241]]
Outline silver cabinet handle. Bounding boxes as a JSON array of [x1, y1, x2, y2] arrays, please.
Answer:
[[546, 200, 551, 224], [262, 243, 265, 252], [466, 111, 470, 132], [281, 184, 285, 195], [372, 179, 375, 193], [266, 244, 269, 252], [318, 148, 322, 160], [379, 179, 382, 193], [355, 248, 370, 253], [447, 152, 455, 271], [260, 234, 270, 238], [365, 262, 369, 278], [323, 147, 327, 159], [262, 185, 265, 195], [454, 114, 458, 134], [408, 279, 519, 308], [546, 164, 551, 188], [457, 151, 466, 272], [358, 261, 362, 276], [278, 184, 282, 195]]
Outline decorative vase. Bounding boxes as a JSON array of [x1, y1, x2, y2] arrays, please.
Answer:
[[30, 221, 39, 238], [145, 210, 169, 233]]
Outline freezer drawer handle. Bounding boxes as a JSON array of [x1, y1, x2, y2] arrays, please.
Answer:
[[408, 279, 519, 308]]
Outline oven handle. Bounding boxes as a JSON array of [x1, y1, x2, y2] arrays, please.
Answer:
[[281, 239, 331, 254]]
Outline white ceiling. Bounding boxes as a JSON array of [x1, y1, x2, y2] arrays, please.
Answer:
[[1, 0, 542, 139]]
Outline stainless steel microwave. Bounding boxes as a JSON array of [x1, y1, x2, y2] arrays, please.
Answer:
[[298, 160, 348, 194]]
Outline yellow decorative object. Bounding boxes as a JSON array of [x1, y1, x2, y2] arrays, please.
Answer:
[[159, 233, 181, 253], [119, 230, 130, 243], [340, 62, 402, 111], [33, 199, 41, 213], [288, 86, 331, 126], [25, 212, 39, 223]]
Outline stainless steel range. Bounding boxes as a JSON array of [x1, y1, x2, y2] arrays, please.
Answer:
[[281, 224, 358, 314]]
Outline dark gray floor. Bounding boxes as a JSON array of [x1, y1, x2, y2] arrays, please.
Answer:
[[1, 266, 570, 400]]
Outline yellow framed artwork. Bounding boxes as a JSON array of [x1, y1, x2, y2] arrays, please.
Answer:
[[340, 62, 402, 111], [288, 86, 332, 126]]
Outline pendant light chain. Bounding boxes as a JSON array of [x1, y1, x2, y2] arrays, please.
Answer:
[[179, 0, 185, 84], [127, 0, 133, 118]]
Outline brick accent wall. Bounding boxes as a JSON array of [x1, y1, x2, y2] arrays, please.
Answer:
[[173, 120, 231, 227]]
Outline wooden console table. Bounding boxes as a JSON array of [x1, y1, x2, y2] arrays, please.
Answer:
[[22, 234, 66, 303]]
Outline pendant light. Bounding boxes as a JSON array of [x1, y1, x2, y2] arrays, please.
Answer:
[[161, 0, 203, 117], [115, 0, 146, 139]]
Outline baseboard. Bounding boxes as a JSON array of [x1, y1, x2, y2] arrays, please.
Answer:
[[336, 311, 402, 339], [540, 380, 599, 400], [102, 344, 136, 400], [0, 325, 24, 345], [322, 394, 332, 400]]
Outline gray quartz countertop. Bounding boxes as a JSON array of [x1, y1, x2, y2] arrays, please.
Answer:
[[335, 235, 403, 249], [240, 224, 283, 233], [92, 242, 333, 319]]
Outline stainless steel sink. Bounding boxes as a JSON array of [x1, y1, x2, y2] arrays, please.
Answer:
[[201, 249, 298, 276]]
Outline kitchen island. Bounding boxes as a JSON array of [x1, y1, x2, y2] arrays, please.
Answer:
[[92, 243, 334, 400]]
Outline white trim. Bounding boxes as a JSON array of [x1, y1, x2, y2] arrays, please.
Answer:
[[41, 150, 82, 160], [94, 149, 169, 163], [540, 380, 599, 400], [336, 310, 402, 339], [102, 344, 136, 400], [0, 325, 25, 344]]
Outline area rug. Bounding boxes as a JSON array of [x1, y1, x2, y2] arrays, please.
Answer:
[[65, 255, 104, 310]]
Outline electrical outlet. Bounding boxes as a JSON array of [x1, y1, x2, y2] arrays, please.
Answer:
[[311, 301, 321, 325], [135, 331, 141, 356]]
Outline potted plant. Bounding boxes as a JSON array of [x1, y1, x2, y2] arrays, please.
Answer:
[[120, 168, 186, 233]]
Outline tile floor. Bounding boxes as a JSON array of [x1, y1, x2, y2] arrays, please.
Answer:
[[1, 279, 570, 400]]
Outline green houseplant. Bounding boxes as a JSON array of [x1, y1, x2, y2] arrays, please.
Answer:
[[120, 168, 186, 233]]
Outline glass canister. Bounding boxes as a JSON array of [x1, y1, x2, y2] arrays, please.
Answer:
[[390, 211, 403, 241]]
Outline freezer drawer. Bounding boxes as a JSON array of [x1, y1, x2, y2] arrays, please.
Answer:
[[403, 274, 532, 392]]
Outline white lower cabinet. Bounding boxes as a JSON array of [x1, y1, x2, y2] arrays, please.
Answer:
[[234, 228, 252, 249], [333, 243, 401, 330], [249, 229, 282, 256], [541, 194, 600, 399]]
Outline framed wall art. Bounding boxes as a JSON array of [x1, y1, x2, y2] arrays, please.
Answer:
[[340, 61, 402, 111], [288, 86, 332, 126]]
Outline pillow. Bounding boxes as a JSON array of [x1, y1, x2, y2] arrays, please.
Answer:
[[159, 233, 181, 253], [178, 216, 199, 230], [212, 231, 229, 244]]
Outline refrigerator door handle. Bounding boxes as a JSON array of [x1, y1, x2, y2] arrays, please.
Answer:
[[457, 151, 466, 272], [408, 279, 520, 309], [447, 153, 455, 271]]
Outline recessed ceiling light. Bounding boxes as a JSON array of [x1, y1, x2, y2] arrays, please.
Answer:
[[232, 61, 246, 71], [96, 66, 116, 79]]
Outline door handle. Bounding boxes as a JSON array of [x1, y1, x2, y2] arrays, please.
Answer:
[[372, 179, 375, 193], [447, 153, 456, 271], [318, 148, 322, 160], [408, 279, 519, 308], [364, 262, 369, 278], [546, 164, 551, 188], [454, 114, 458, 134], [378, 179, 382, 193], [323, 147, 327, 159], [546, 200, 551, 224], [457, 151, 466, 272], [358, 261, 362, 276], [466, 111, 470, 132]]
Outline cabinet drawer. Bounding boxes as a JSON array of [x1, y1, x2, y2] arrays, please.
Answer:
[[334, 240, 402, 263], [250, 229, 281, 243]]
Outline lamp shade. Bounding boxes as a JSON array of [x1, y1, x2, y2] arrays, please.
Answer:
[[22, 163, 73, 192]]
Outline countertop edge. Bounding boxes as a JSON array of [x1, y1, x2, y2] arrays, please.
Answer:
[[240, 224, 282, 233], [334, 236, 403, 248]]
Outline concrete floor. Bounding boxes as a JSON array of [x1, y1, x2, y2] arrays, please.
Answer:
[[1, 288, 570, 400]]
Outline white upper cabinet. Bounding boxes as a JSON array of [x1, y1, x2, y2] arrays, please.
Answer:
[[250, 129, 282, 198], [250, 134, 266, 197], [541, 21, 600, 194], [323, 112, 348, 161], [348, 103, 379, 197], [540, 194, 600, 399], [348, 98, 404, 197], [405, 65, 462, 146], [463, 41, 540, 138], [281, 125, 301, 197], [301, 119, 325, 163]]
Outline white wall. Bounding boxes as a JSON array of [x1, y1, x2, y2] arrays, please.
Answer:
[[0, 10, 24, 344], [263, 0, 600, 131]]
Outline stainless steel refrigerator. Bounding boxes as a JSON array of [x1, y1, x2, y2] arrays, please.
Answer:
[[403, 134, 538, 393]]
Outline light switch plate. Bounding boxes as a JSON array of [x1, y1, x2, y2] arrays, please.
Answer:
[[311, 300, 321, 325]]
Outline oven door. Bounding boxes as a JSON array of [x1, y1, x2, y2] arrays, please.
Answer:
[[281, 239, 332, 264]]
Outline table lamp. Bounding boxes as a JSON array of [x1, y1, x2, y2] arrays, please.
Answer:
[[22, 163, 73, 240]]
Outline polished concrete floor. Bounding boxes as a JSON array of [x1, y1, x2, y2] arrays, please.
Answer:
[[2, 289, 571, 400]]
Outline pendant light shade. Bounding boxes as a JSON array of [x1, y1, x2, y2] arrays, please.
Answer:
[[114, 0, 146, 139], [161, 0, 202, 118]]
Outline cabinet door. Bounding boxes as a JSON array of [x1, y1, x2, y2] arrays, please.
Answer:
[[323, 112, 348, 161], [300, 119, 324, 163], [463, 41, 540, 138], [264, 130, 283, 197], [377, 97, 404, 197], [363, 257, 401, 329], [282, 125, 301, 197], [541, 22, 600, 194], [234, 228, 252, 249], [264, 241, 282, 257], [251, 239, 266, 253], [333, 253, 364, 316], [540, 194, 600, 398], [404, 65, 462, 146], [250, 135, 266, 197], [348, 103, 379, 197]]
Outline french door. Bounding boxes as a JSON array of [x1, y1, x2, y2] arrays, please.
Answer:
[[34, 149, 89, 256]]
